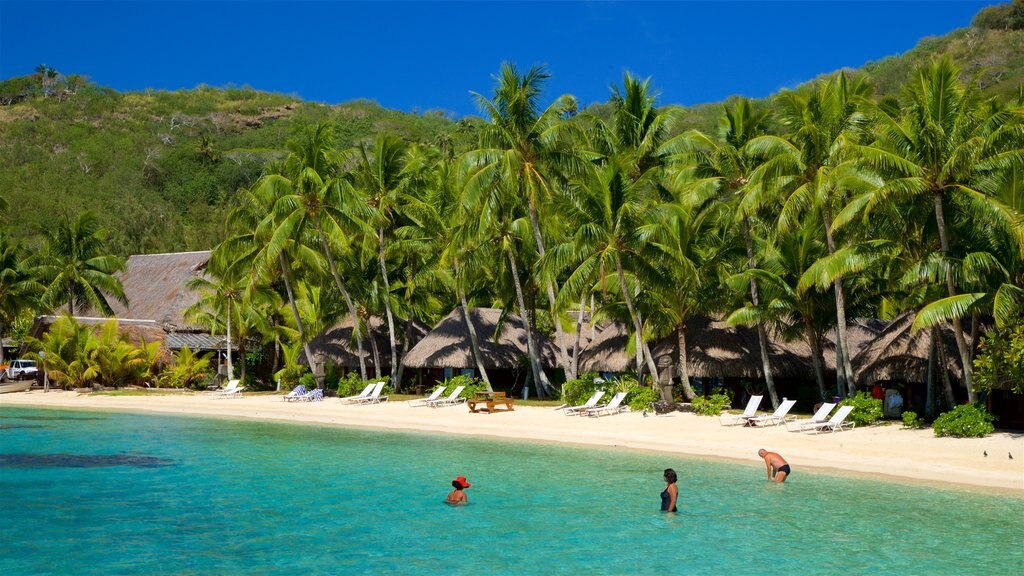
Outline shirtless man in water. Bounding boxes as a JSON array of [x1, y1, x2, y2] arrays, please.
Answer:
[[758, 449, 791, 483]]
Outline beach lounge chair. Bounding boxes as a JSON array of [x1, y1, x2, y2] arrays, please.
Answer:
[[408, 386, 446, 407], [339, 383, 376, 404], [786, 402, 837, 432], [283, 385, 308, 402], [563, 391, 606, 416], [350, 381, 388, 405], [427, 385, 466, 408], [746, 399, 797, 427], [214, 379, 245, 398], [583, 391, 628, 417], [804, 405, 856, 433], [719, 395, 763, 425]]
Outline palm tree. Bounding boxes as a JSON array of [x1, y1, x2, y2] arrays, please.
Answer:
[[753, 72, 877, 397], [471, 63, 583, 381], [35, 211, 127, 316], [854, 58, 1024, 402], [0, 231, 43, 366]]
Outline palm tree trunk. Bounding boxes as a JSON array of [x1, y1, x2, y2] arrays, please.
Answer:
[[278, 253, 317, 388], [675, 323, 696, 401], [506, 245, 550, 399], [394, 318, 414, 392], [572, 293, 586, 379], [378, 227, 399, 386], [0, 321, 5, 367], [317, 221, 367, 380], [526, 196, 574, 382], [67, 284, 75, 316], [926, 328, 937, 418], [805, 319, 827, 402], [934, 191, 976, 403], [454, 258, 492, 390], [615, 253, 660, 382], [936, 331, 957, 409], [822, 210, 856, 397], [237, 339, 247, 382], [744, 215, 779, 408], [225, 299, 234, 381], [969, 311, 980, 364], [366, 313, 382, 379]]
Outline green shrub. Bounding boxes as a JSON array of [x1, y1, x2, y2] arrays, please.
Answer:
[[901, 410, 925, 429], [439, 374, 484, 399], [561, 372, 602, 405], [626, 386, 660, 411], [335, 373, 390, 396], [691, 393, 731, 416], [840, 392, 883, 426], [932, 404, 996, 438], [157, 346, 212, 389], [298, 373, 316, 390]]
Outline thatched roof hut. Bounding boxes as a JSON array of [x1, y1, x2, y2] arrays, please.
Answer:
[[79, 251, 211, 330], [852, 312, 984, 385], [402, 308, 557, 370], [306, 315, 429, 370], [822, 318, 890, 371]]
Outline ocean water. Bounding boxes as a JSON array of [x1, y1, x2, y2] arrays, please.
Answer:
[[0, 407, 1021, 575]]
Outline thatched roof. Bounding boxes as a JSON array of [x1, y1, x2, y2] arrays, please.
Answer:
[[822, 318, 890, 370], [852, 312, 985, 385], [651, 315, 814, 380], [402, 308, 557, 370], [306, 315, 429, 369], [95, 251, 211, 330]]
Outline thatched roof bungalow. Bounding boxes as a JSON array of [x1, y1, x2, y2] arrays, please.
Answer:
[[403, 307, 557, 370], [851, 312, 981, 386], [306, 315, 429, 371], [102, 251, 211, 331]]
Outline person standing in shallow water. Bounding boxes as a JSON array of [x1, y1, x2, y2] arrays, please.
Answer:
[[661, 469, 678, 512], [758, 449, 790, 483], [447, 476, 470, 504]]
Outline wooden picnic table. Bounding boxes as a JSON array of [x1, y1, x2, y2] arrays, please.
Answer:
[[467, 391, 515, 414]]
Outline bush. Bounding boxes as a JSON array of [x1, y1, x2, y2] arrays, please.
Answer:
[[298, 373, 316, 390], [840, 392, 883, 426], [901, 410, 925, 429], [932, 404, 996, 438], [157, 346, 211, 389], [691, 393, 731, 416], [561, 372, 602, 405], [625, 386, 660, 411], [440, 374, 483, 399], [335, 373, 390, 397]]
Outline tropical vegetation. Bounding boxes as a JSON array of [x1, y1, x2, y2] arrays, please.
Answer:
[[1, 6, 1021, 420]]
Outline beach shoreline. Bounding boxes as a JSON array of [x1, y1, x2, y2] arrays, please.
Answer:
[[3, 390, 1022, 495]]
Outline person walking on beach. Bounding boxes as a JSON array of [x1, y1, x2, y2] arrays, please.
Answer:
[[661, 468, 678, 512], [758, 449, 790, 483], [447, 476, 470, 504]]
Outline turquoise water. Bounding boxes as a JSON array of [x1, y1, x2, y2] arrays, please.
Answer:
[[1, 407, 1021, 575]]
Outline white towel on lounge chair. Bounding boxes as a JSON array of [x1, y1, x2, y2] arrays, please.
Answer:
[[563, 391, 606, 416], [786, 402, 836, 432], [408, 387, 446, 407], [427, 385, 466, 408], [746, 399, 797, 426], [719, 395, 762, 425]]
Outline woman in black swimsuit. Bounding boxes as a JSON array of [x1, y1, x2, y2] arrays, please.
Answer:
[[661, 468, 678, 512]]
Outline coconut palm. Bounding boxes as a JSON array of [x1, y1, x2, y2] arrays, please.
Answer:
[[471, 63, 584, 381], [35, 211, 127, 317], [0, 231, 43, 366], [852, 58, 1024, 402]]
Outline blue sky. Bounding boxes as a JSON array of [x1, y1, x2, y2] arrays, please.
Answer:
[[0, 1, 994, 117]]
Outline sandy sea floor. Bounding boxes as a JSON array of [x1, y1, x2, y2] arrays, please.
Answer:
[[2, 389, 1022, 494]]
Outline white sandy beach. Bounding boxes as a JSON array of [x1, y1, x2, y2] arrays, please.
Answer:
[[2, 390, 1022, 494]]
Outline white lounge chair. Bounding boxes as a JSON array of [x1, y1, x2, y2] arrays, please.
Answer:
[[427, 385, 466, 408], [408, 386, 446, 407], [786, 402, 837, 432], [563, 391, 606, 416], [583, 391, 628, 417], [719, 395, 763, 425], [214, 379, 245, 398], [339, 382, 376, 404], [283, 385, 308, 402], [350, 381, 388, 405], [804, 405, 856, 433], [746, 399, 797, 427]]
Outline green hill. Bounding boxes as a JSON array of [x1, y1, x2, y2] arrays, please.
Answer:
[[2, 6, 1023, 256]]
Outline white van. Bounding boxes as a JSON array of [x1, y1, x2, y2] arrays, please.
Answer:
[[6, 359, 37, 380]]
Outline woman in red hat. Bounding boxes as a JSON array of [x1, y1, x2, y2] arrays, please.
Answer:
[[447, 476, 471, 504]]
